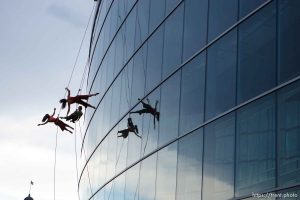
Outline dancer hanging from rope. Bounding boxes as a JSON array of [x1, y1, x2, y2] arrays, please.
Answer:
[[130, 98, 160, 128], [38, 108, 74, 134], [117, 117, 141, 138], [59, 87, 99, 115], [60, 106, 83, 123]]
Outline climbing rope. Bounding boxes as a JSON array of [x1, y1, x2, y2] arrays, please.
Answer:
[[53, 3, 96, 200]]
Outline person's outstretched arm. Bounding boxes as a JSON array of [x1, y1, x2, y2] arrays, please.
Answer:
[[51, 108, 56, 117], [38, 121, 48, 126], [65, 87, 71, 98]]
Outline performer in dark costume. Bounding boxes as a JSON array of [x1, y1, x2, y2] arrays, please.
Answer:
[[38, 108, 73, 134], [59, 87, 99, 115], [60, 106, 83, 123], [117, 118, 141, 138], [130, 98, 159, 128]]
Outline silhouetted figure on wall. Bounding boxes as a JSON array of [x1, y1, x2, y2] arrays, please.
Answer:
[[60, 106, 83, 123], [59, 87, 99, 115], [117, 118, 141, 138], [130, 98, 159, 128], [38, 108, 73, 134]]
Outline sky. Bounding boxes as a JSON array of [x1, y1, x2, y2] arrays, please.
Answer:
[[0, 0, 95, 199]]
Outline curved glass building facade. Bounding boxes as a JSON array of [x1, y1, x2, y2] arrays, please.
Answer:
[[79, 0, 300, 199]]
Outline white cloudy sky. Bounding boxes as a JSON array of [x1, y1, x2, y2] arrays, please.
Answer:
[[0, 0, 95, 199]]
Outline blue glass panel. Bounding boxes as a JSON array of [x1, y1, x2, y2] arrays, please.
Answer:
[[239, 0, 267, 19], [125, 164, 140, 200], [205, 30, 237, 120], [203, 113, 235, 200], [159, 72, 181, 145], [236, 94, 276, 197], [238, 2, 276, 103], [183, 0, 208, 61], [180, 53, 206, 135], [165, 0, 181, 14], [278, 80, 300, 186], [278, 0, 300, 83], [131, 45, 147, 106], [145, 26, 164, 93], [149, 0, 165, 33], [208, 0, 238, 41], [162, 4, 184, 78], [135, 0, 150, 49], [177, 129, 203, 200], [156, 142, 178, 200], [139, 154, 157, 200]]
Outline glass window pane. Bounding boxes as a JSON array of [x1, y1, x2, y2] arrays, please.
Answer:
[[203, 113, 235, 200], [208, 0, 238, 41], [177, 129, 203, 200], [146, 27, 164, 93], [162, 4, 184, 78], [159, 72, 181, 145], [239, 0, 267, 19], [179, 53, 206, 135], [149, 0, 165, 33], [134, 0, 150, 49], [124, 7, 137, 61], [131, 45, 147, 106], [278, 0, 300, 83], [278, 80, 300, 186], [238, 2, 276, 103], [183, 0, 208, 61], [156, 142, 178, 200], [236, 94, 276, 197], [138, 154, 157, 200], [165, 0, 181, 14], [205, 30, 237, 120], [125, 164, 140, 200]]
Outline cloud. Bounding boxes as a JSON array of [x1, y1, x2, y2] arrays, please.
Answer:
[[46, 3, 86, 27]]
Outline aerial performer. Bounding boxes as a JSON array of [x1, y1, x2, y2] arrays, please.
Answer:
[[60, 106, 83, 123], [130, 98, 159, 128], [117, 118, 141, 138], [59, 87, 99, 115], [37, 108, 74, 133]]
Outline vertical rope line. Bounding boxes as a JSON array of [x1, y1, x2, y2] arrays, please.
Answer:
[[74, 124, 81, 200], [78, 122, 94, 200]]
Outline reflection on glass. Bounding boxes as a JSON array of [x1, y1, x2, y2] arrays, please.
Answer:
[[238, 2, 276, 103], [239, 0, 267, 19], [139, 154, 157, 200], [135, 0, 150, 49], [183, 0, 208, 60], [146, 26, 164, 93], [149, 0, 165, 33], [278, 0, 300, 83], [156, 142, 177, 200], [113, 173, 126, 200], [278, 80, 300, 186], [131, 45, 147, 106], [208, 0, 238, 41], [236, 94, 276, 197], [180, 52, 206, 135], [159, 72, 180, 145], [177, 129, 203, 200], [203, 114, 235, 200], [162, 4, 184, 78], [165, 0, 181, 14], [205, 30, 237, 120], [125, 164, 140, 200]]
